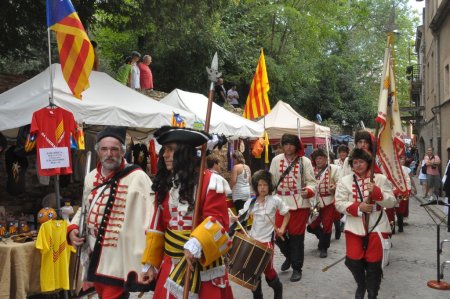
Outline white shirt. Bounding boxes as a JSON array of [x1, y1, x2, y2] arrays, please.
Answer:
[[130, 63, 140, 89], [240, 195, 289, 243], [226, 89, 239, 105]]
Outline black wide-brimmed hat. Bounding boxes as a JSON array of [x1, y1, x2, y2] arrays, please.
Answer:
[[154, 126, 210, 147], [96, 126, 127, 145]]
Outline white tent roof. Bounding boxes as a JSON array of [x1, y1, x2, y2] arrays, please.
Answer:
[[258, 100, 330, 139], [161, 89, 264, 139], [0, 64, 197, 133]]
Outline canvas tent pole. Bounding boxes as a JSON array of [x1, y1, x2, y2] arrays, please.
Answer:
[[47, 29, 54, 105], [47, 26, 68, 299]]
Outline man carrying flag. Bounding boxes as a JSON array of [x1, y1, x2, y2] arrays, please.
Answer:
[[47, 0, 94, 99]]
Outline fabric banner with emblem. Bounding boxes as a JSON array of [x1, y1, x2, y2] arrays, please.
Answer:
[[375, 35, 407, 194]]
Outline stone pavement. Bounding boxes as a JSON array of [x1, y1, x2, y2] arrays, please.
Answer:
[[119, 178, 450, 299]]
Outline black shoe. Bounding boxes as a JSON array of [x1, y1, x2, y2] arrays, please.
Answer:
[[290, 269, 302, 282], [320, 249, 328, 258], [335, 228, 341, 240], [281, 258, 291, 271]]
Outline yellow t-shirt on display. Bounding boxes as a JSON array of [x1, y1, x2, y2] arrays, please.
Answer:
[[36, 219, 75, 292]]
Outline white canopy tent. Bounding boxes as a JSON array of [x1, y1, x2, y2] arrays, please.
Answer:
[[258, 100, 330, 140], [0, 64, 197, 135], [161, 89, 264, 139]]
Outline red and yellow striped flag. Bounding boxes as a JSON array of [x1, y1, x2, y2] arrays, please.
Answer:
[[243, 49, 271, 120], [47, 0, 94, 99]]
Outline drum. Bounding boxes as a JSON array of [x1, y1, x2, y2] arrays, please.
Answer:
[[227, 232, 273, 291]]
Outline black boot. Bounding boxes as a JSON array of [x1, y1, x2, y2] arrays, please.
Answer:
[[280, 258, 290, 271], [266, 276, 283, 299], [252, 278, 263, 299], [345, 257, 366, 299], [391, 220, 395, 235], [289, 234, 304, 282], [334, 219, 342, 240], [307, 224, 323, 240], [275, 235, 290, 271], [397, 215, 404, 233], [366, 261, 382, 299], [318, 233, 332, 258]]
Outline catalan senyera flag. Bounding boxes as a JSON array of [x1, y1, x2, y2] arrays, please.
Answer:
[[243, 49, 271, 120], [375, 36, 407, 195], [47, 0, 94, 99], [171, 112, 186, 128]]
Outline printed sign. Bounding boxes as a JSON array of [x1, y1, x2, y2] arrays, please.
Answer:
[[39, 147, 70, 169]]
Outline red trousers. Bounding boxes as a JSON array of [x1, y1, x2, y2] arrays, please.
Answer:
[[260, 242, 277, 281], [275, 208, 309, 235], [94, 282, 128, 299], [385, 208, 395, 224], [396, 198, 409, 217], [345, 231, 389, 262], [309, 204, 336, 233]]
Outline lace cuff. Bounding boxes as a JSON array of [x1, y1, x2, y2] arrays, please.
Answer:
[[184, 237, 203, 258]]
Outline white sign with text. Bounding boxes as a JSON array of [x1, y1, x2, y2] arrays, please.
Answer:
[[39, 147, 70, 169]]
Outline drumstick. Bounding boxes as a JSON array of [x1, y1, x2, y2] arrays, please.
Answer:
[[228, 208, 250, 238], [265, 214, 285, 241]]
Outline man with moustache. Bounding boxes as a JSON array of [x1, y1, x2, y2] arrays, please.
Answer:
[[68, 126, 154, 298]]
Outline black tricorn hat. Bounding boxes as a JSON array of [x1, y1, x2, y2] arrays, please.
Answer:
[[154, 126, 210, 147], [96, 126, 127, 145]]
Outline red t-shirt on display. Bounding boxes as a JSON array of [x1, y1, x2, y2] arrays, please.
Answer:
[[30, 107, 77, 176]]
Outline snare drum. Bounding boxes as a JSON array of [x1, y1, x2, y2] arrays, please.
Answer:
[[227, 232, 273, 291]]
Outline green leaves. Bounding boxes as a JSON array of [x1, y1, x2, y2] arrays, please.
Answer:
[[1, 0, 418, 128]]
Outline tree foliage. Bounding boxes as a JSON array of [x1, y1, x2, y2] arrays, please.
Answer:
[[0, 0, 420, 128]]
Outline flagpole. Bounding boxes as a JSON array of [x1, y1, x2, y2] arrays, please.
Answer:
[[48, 22, 67, 299], [183, 53, 220, 299], [47, 28, 54, 105], [264, 116, 267, 169]]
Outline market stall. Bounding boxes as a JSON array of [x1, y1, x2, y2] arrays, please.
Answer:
[[0, 64, 197, 135], [161, 88, 264, 139], [0, 65, 200, 298], [257, 100, 331, 156]]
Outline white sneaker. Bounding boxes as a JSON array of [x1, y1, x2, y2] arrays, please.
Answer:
[[428, 196, 434, 201]]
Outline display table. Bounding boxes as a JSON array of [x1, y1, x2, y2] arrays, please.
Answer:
[[0, 239, 41, 299]]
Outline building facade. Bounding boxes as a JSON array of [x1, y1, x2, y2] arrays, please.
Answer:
[[414, 0, 450, 172]]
